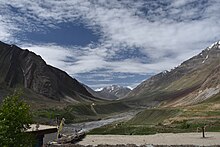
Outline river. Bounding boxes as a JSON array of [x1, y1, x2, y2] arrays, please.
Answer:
[[44, 110, 139, 143]]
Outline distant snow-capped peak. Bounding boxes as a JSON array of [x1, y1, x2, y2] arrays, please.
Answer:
[[126, 86, 133, 90], [95, 85, 132, 92], [95, 87, 104, 92]]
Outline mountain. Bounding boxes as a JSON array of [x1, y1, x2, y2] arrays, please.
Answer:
[[85, 85, 131, 100], [125, 41, 220, 107], [0, 41, 96, 103]]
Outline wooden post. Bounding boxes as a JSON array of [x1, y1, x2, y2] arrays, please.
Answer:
[[202, 126, 206, 138]]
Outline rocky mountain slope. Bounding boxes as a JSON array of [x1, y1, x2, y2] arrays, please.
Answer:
[[125, 41, 220, 107], [0, 41, 96, 103], [85, 85, 131, 100]]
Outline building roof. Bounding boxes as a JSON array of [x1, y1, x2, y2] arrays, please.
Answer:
[[25, 124, 57, 135]]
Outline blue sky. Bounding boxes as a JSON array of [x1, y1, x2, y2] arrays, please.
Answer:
[[1, 0, 220, 89]]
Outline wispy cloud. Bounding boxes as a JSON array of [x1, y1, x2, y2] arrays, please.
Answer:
[[1, 0, 220, 88]]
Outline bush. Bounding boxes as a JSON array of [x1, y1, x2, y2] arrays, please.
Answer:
[[0, 91, 34, 147], [180, 120, 190, 129]]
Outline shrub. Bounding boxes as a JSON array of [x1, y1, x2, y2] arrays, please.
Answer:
[[0, 91, 34, 147]]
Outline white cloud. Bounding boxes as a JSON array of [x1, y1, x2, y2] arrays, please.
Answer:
[[21, 44, 72, 70], [171, 0, 196, 8], [0, 25, 10, 42], [0, 15, 18, 42], [1, 0, 220, 87]]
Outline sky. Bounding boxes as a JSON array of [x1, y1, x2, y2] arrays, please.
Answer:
[[0, 0, 220, 89]]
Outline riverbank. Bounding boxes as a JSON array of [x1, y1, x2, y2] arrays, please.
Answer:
[[44, 110, 139, 144]]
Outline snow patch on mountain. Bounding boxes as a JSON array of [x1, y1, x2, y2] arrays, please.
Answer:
[[208, 41, 220, 49], [95, 87, 104, 92], [95, 85, 132, 99], [126, 86, 133, 90], [202, 55, 209, 63]]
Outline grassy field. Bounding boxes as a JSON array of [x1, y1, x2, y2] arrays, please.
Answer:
[[89, 108, 182, 135], [89, 95, 220, 135], [33, 101, 131, 124]]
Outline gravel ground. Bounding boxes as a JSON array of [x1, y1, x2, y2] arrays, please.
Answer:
[[77, 132, 220, 146]]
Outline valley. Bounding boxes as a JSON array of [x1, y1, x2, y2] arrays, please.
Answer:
[[33, 101, 132, 124], [2, 1, 220, 146], [89, 95, 220, 135], [0, 41, 220, 146], [44, 110, 139, 143]]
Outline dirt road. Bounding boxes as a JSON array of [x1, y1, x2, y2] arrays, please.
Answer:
[[78, 132, 220, 146]]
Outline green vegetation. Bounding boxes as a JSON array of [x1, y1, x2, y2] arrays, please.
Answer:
[[128, 109, 180, 125], [0, 91, 34, 147], [89, 108, 181, 135], [90, 116, 220, 135], [93, 102, 130, 114], [33, 104, 97, 124], [33, 102, 130, 124], [89, 123, 158, 135], [203, 94, 220, 103], [89, 101, 220, 135]]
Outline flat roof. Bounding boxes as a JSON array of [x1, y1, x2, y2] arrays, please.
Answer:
[[25, 124, 57, 135]]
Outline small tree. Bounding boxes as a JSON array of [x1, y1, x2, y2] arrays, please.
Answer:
[[0, 91, 34, 147]]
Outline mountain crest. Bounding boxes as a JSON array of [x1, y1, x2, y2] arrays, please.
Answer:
[[0, 41, 95, 102], [85, 85, 132, 100], [126, 41, 220, 107]]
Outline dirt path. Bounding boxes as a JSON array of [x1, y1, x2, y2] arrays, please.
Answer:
[[78, 132, 220, 146]]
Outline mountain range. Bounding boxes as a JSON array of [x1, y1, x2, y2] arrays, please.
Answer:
[[88, 85, 131, 100], [0, 41, 97, 104], [0, 41, 219, 109], [125, 41, 220, 107]]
